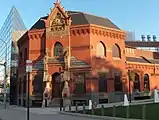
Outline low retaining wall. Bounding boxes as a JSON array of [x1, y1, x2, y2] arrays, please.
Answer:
[[59, 111, 141, 120]]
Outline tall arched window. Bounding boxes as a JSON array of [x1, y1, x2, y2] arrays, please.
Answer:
[[96, 41, 106, 57], [114, 72, 122, 91], [98, 72, 107, 92], [144, 74, 150, 90], [112, 44, 121, 58], [54, 42, 63, 56], [134, 73, 140, 92]]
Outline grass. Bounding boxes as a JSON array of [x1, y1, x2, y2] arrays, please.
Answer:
[[77, 103, 159, 120]]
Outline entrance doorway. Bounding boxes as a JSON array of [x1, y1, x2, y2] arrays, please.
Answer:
[[52, 72, 61, 98]]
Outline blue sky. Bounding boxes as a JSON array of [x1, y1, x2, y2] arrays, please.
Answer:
[[0, 0, 159, 40]]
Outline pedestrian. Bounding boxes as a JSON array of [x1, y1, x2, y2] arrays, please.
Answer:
[[42, 82, 51, 108]]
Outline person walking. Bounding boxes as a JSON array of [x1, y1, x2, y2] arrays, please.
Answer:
[[42, 82, 51, 108]]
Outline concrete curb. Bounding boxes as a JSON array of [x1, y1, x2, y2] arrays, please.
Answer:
[[59, 111, 141, 120]]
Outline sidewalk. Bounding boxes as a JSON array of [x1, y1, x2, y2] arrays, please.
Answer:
[[0, 102, 60, 115], [0, 104, 100, 120], [0, 99, 154, 115]]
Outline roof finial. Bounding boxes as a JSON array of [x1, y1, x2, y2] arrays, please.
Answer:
[[56, 0, 59, 3]]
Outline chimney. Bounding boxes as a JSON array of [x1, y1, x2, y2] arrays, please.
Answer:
[[141, 35, 145, 41], [147, 35, 151, 41], [153, 35, 157, 41]]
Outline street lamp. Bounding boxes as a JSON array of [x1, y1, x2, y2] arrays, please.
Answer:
[[0, 38, 7, 109]]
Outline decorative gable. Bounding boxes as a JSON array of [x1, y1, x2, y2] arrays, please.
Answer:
[[45, 2, 71, 36], [50, 12, 66, 32]]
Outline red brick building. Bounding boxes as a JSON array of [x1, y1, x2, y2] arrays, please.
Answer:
[[17, 2, 159, 106]]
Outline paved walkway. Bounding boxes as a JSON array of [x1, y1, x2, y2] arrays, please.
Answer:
[[0, 99, 153, 120], [0, 104, 101, 120]]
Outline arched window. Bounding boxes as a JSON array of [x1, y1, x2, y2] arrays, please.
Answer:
[[96, 41, 106, 57], [144, 74, 150, 90], [98, 72, 107, 92], [54, 42, 63, 56], [114, 72, 122, 91], [112, 44, 121, 58], [134, 73, 140, 92]]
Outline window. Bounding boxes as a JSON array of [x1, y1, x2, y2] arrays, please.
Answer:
[[24, 48, 27, 61], [18, 78, 21, 94], [19, 52, 22, 64], [112, 44, 121, 58], [114, 73, 122, 91], [54, 42, 63, 56], [96, 41, 106, 57], [98, 72, 107, 92], [32, 75, 43, 95], [134, 73, 140, 92], [144, 74, 150, 90], [73, 73, 86, 94], [23, 76, 26, 94]]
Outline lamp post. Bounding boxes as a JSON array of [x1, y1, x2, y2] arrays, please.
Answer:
[[0, 38, 7, 109]]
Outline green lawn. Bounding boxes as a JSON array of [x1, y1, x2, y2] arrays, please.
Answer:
[[78, 103, 159, 120]]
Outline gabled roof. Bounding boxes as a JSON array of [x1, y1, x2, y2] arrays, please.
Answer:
[[30, 16, 48, 30], [30, 11, 120, 30], [68, 11, 120, 30]]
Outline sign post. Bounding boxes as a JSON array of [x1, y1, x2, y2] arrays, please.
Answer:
[[26, 60, 32, 120]]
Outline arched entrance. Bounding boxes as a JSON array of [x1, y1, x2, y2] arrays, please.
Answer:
[[52, 72, 61, 98], [134, 73, 140, 92], [144, 74, 150, 90]]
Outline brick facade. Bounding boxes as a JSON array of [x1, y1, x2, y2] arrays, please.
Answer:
[[16, 2, 159, 105]]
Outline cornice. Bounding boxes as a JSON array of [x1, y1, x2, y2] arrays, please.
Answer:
[[90, 25, 126, 40], [28, 29, 45, 33], [17, 31, 28, 46], [70, 24, 90, 29], [70, 27, 90, 36], [126, 62, 158, 70], [28, 31, 45, 40], [90, 24, 125, 33], [70, 24, 126, 40]]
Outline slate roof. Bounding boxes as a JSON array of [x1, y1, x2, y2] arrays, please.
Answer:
[[126, 57, 159, 64], [32, 56, 89, 70], [33, 60, 44, 70], [68, 11, 120, 29], [30, 11, 120, 30], [70, 56, 89, 67], [30, 16, 47, 30]]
